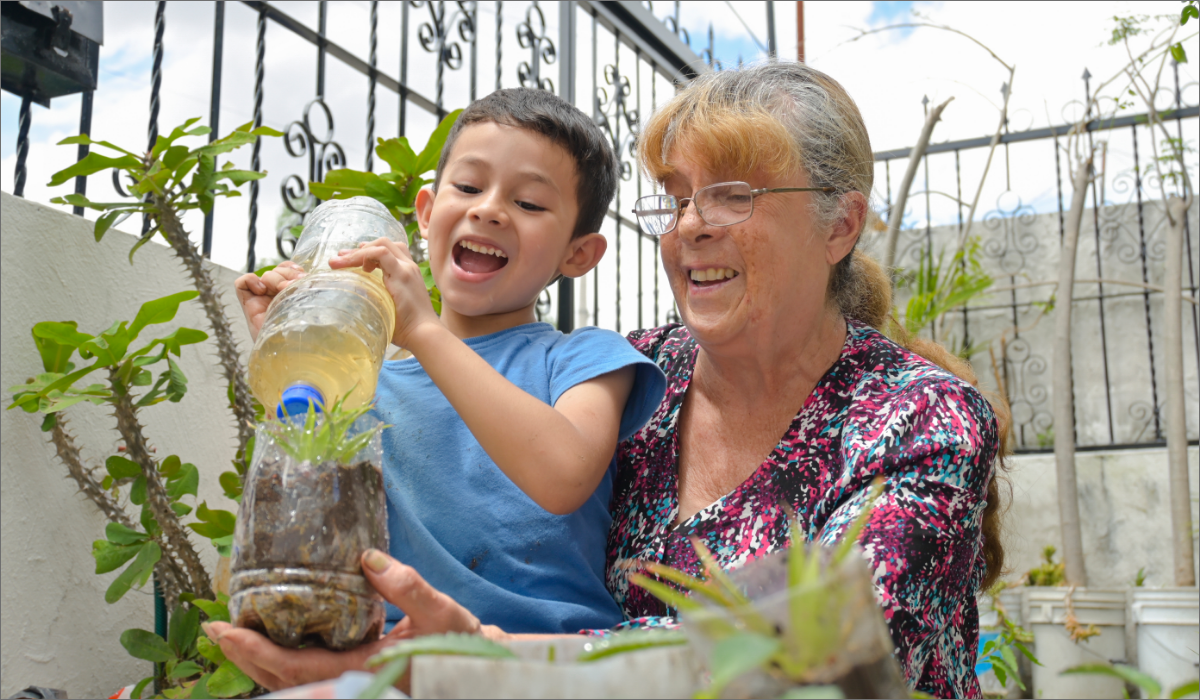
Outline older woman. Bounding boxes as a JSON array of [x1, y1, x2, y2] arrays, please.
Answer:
[[604, 63, 1005, 698], [209, 62, 1004, 699]]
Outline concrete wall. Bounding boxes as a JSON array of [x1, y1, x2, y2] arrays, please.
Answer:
[[867, 196, 1200, 450], [1004, 446, 1200, 588], [1, 192, 252, 698]]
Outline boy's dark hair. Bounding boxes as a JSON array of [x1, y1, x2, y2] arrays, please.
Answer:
[[434, 88, 619, 239]]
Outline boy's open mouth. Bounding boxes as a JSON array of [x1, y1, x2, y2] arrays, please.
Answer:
[[454, 240, 509, 274], [688, 267, 739, 288]]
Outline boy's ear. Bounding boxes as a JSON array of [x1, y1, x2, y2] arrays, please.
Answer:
[[558, 233, 607, 279], [415, 186, 435, 241]]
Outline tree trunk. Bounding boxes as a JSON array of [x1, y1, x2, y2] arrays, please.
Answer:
[[1163, 195, 1196, 586], [883, 97, 953, 273], [1054, 156, 1092, 587]]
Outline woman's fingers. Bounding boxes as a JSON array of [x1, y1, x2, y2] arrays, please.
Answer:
[[361, 550, 482, 635], [204, 621, 377, 691]]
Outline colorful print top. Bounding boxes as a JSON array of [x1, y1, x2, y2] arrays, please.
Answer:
[[605, 320, 999, 699]]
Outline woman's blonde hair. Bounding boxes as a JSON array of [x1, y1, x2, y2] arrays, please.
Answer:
[[640, 62, 1010, 590]]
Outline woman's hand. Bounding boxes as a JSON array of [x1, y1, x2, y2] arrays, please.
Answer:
[[233, 262, 305, 341], [203, 550, 505, 692], [329, 238, 440, 348]]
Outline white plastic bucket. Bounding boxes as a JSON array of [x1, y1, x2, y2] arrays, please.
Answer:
[[1132, 588, 1199, 694], [1025, 588, 1127, 699]]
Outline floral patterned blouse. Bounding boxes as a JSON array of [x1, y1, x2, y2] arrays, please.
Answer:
[[605, 320, 999, 699]]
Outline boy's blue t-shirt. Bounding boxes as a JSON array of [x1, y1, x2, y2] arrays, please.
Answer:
[[373, 323, 666, 633]]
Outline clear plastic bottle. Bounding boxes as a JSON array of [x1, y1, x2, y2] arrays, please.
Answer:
[[248, 197, 403, 418]]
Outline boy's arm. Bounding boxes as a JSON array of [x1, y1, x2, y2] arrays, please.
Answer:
[[411, 322, 635, 514], [332, 238, 635, 515]]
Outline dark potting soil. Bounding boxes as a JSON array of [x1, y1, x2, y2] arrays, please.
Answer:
[[229, 456, 388, 650]]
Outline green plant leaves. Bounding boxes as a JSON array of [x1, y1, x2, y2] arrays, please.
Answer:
[[1171, 679, 1200, 699], [170, 661, 204, 680], [169, 604, 202, 658], [192, 598, 231, 624], [705, 633, 781, 697], [166, 462, 200, 500], [368, 633, 518, 668], [93, 540, 144, 574], [47, 152, 142, 187], [376, 136, 417, 174], [188, 502, 236, 539], [121, 627, 175, 663], [105, 541, 161, 603], [105, 520, 149, 545], [130, 291, 200, 336], [206, 661, 255, 698], [414, 109, 463, 175], [107, 455, 142, 481]]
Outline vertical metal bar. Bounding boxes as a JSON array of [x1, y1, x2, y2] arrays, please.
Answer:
[[652, 68, 658, 327], [13, 97, 31, 198], [436, 1, 446, 112], [495, 0, 503, 91], [1130, 124, 1162, 439], [1084, 70, 1115, 443], [73, 91, 94, 216], [636, 49, 643, 331], [956, 149, 968, 352], [556, 0, 576, 333], [317, 1, 327, 98], [367, 0, 378, 171], [614, 27, 621, 332], [591, 10, 598, 327], [469, 2, 477, 101], [203, 1, 225, 257], [248, 6, 266, 273], [146, 1, 166, 236], [400, 0, 409, 135], [765, 0, 776, 58]]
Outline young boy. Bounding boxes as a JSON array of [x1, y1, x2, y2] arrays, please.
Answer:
[[235, 88, 665, 634]]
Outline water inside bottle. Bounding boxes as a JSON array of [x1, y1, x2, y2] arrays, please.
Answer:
[[249, 268, 395, 413]]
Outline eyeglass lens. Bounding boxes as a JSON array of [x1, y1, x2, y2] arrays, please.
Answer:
[[633, 182, 755, 235]]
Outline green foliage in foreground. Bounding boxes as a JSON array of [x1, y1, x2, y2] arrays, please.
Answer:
[[629, 481, 885, 698]]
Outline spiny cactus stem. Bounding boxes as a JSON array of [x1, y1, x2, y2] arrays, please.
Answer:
[[50, 415, 187, 604], [109, 369, 213, 602], [151, 195, 256, 460]]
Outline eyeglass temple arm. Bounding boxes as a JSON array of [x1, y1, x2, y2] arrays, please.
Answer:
[[750, 186, 837, 195]]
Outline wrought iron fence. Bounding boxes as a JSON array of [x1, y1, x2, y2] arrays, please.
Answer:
[[7, 0, 754, 334], [874, 67, 1199, 452]]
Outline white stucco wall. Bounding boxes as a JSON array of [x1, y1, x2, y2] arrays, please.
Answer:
[[1, 192, 252, 698], [1003, 446, 1200, 588]]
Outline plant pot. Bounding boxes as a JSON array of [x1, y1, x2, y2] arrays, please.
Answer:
[[228, 421, 388, 650], [1132, 587, 1199, 693], [408, 637, 700, 699], [680, 546, 909, 699], [1024, 587, 1127, 699]]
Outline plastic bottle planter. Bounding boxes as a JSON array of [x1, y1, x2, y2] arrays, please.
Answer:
[[681, 546, 909, 699], [229, 420, 388, 650]]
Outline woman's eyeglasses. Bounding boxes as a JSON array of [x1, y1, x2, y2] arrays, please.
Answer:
[[632, 181, 836, 236]]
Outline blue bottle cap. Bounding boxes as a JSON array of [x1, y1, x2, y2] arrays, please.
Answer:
[[277, 383, 325, 420]]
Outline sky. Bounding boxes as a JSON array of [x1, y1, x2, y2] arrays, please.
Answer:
[[1, 1, 1196, 330]]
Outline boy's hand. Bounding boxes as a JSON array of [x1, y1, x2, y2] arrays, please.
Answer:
[[329, 237, 439, 347], [234, 261, 305, 340]]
